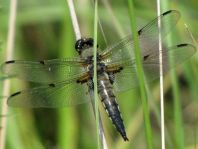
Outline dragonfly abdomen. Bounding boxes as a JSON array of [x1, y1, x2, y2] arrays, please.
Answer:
[[97, 73, 128, 141]]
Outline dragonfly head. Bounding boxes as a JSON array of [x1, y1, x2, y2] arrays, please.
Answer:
[[75, 38, 94, 55]]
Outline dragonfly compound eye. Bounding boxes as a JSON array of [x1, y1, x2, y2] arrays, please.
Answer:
[[75, 39, 84, 53], [75, 38, 95, 54]]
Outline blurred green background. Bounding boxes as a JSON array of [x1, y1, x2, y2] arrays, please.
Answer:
[[0, 0, 198, 149]]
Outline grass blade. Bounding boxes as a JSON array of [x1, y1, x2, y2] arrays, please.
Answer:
[[161, 1, 184, 148], [93, 1, 100, 148], [127, 0, 154, 148], [0, 0, 17, 148], [156, 0, 165, 149]]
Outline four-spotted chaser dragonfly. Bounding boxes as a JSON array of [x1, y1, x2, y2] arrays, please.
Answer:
[[1, 10, 196, 141]]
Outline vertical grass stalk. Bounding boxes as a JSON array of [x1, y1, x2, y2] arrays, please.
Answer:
[[161, 1, 184, 149], [58, 2, 77, 148], [92, 1, 107, 148], [127, 0, 153, 148], [171, 56, 184, 149], [67, 0, 81, 40], [93, 1, 101, 148], [67, 0, 106, 148], [0, 0, 17, 148], [156, 0, 165, 149]]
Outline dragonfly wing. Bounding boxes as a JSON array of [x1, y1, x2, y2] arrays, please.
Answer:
[[1, 58, 87, 83], [142, 43, 196, 79], [137, 10, 180, 53], [100, 10, 180, 65], [112, 43, 196, 92], [7, 75, 91, 108], [113, 64, 138, 92], [101, 35, 134, 64]]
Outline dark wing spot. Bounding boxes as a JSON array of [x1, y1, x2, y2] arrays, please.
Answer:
[[10, 91, 21, 97], [49, 83, 56, 87], [162, 10, 172, 16], [120, 66, 123, 70], [138, 29, 142, 35], [177, 43, 188, 47], [143, 55, 150, 61], [40, 60, 45, 65], [5, 60, 15, 64]]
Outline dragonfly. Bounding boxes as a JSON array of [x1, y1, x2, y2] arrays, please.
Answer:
[[1, 10, 196, 141]]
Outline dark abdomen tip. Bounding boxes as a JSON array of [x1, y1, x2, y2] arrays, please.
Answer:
[[122, 135, 129, 141]]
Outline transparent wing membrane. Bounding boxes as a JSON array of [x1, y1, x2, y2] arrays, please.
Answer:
[[1, 58, 87, 83], [8, 79, 90, 108], [101, 10, 181, 65], [112, 43, 196, 92], [2, 10, 196, 108]]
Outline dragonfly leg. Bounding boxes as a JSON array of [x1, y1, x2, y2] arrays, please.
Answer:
[[87, 79, 94, 90], [108, 72, 115, 84], [106, 65, 123, 73], [76, 72, 90, 84]]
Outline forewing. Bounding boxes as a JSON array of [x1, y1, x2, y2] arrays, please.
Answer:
[[137, 10, 180, 55], [100, 10, 180, 64], [112, 43, 196, 92], [101, 35, 133, 64], [1, 58, 87, 83], [7, 76, 91, 108]]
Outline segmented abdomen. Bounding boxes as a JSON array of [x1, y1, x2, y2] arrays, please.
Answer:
[[97, 73, 128, 141]]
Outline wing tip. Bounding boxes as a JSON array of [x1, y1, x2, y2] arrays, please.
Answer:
[[172, 43, 197, 59], [162, 10, 180, 19], [177, 43, 188, 47], [171, 43, 197, 55], [7, 91, 24, 107], [10, 91, 21, 97], [162, 10, 179, 16], [177, 43, 197, 52], [162, 10, 172, 16], [1, 60, 15, 74]]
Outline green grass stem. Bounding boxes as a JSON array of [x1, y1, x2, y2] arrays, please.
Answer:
[[93, 1, 100, 148], [161, 1, 185, 148], [57, 6, 77, 148], [127, 0, 154, 148]]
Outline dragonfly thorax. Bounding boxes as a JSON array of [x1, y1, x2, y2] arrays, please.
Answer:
[[87, 62, 106, 76]]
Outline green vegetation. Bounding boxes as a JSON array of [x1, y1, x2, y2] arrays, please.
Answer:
[[0, 0, 198, 149], [127, 0, 153, 148], [93, 0, 100, 148]]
